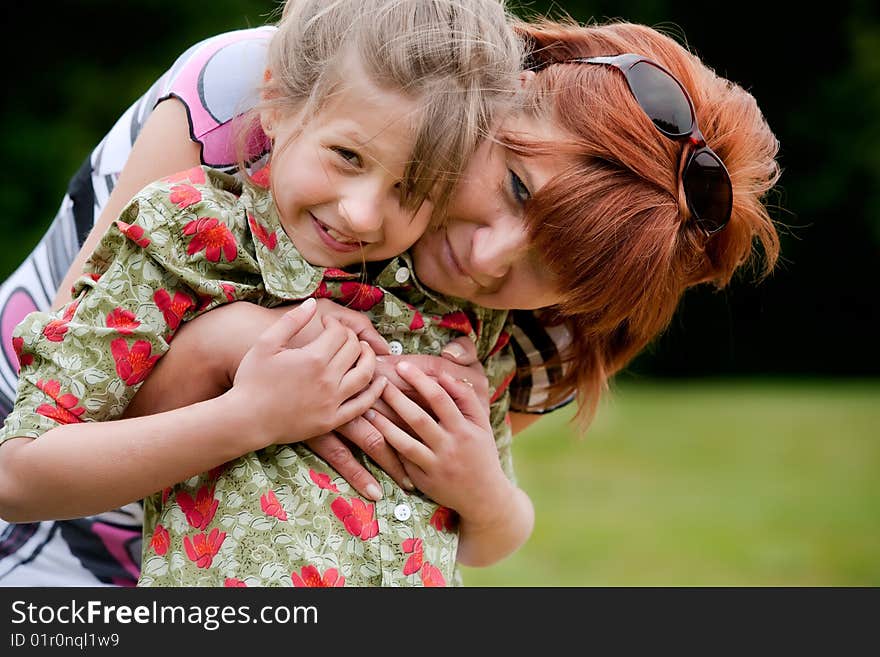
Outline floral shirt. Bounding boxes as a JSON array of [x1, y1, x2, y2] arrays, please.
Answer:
[[0, 166, 517, 587]]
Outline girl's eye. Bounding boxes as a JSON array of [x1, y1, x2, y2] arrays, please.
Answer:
[[333, 147, 362, 167], [508, 169, 531, 205]]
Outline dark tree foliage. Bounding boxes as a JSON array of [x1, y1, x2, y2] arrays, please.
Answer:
[[1, 0, 877, 376]]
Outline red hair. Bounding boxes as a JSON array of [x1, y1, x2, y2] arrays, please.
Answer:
[[510, 20, 781, 426]]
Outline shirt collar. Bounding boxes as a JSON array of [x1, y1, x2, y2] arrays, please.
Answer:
[[371, 253, 462, 315], [241, 182, 326, 300]]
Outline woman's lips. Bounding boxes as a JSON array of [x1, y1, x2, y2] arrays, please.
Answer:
[[442, 232, 477, 287], [311, 214, 362, 253]]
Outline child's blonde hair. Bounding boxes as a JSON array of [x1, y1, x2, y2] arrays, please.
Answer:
[[253, 0, 524, 217]]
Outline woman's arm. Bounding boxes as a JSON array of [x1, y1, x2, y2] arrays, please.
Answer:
[[51, 99, 201, 310], [0, 301, 386, 522], [509, 412, 542, 434], [368, 364, 534, 567]]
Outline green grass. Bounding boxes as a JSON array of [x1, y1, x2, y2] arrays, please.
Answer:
[[460, 379, 880, 586]]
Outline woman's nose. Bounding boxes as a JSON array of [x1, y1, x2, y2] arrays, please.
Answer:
[[469, 222, 529, 280]]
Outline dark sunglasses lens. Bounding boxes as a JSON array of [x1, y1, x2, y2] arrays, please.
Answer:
[[684, 149, 733, 233], [627, 61, 693, 137]]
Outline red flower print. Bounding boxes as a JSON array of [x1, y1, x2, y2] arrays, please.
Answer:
[[330, 497, 379, 540], [308, 469, 339, 493], [224, 578, 248, 587], [12, 337, 32, 370], [42, 302, 78, 343], [338, 282, 384, 311], [176, 484, 219, 530], [183, 217, 238, 263], [260, 490, 288, 521], [35, 379, 85, 425], [161, 487, 172, 505], [402, 538, 424, 576], [291, 565, 345, 588], [153, 289, 194, 331], [183, 528, 226, 569], [42, 321, 69, 342], [409, 311, 424, 330], [248, 214, 277, 250], [220, 283, 236, 302], [169, 183, 202, 209], [312, 281, 332, 299], [105, 307, 140, 335], [430, 506, 458, 532], [115, 220, 150, 248], [488, 331, 510, 357], [438, 311, 473, 335], [110, 338, 162, 386], [489, 369, 516, 404], [163, 166, 206, 185], [322, 268, 359, 281], [420, 562, 446, 587], [250, 165, 271, 189], [150, 524, 170, 556], [207, 463, 229, 481]]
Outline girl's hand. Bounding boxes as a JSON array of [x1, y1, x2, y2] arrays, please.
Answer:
[[279, 298, 390, 356], [369, 337, 490, 431], [227, 298, 386, 447], [366, 362, 511, 523]]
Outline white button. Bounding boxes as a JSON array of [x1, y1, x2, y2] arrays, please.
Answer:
[[393, 503, 412, 521], [394, 267, 410, 283], [389, 340, 404, 355]]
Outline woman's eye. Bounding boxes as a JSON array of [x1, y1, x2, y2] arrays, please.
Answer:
[[333, 147, 362, 167], [508, 169, 531, 205]]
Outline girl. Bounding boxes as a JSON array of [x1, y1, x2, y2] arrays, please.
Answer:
[[0, 17, 781, 586], [0, 0, 531, 586]]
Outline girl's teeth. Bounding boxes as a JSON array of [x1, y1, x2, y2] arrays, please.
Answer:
[[326, 227, 358, 244]]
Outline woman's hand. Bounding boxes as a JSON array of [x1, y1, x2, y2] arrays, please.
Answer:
[[364, 361, 511, 524], [303, 337, 491, 500], [373, 338, 489, 416], [227, 299, 386, 447]]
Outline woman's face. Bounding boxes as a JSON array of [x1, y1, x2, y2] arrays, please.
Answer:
[[411, 112, 569, 310]]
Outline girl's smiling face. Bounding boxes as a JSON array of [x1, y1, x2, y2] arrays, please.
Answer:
[[412, 112, 568, 310], [263, 73, 433, 268]]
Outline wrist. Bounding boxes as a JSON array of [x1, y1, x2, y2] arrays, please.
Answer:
[[459, 475, 519, 530], [214, 388, 274, 452]]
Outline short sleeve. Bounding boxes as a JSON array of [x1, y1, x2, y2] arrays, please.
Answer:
[[0, 168, 254, 446], [507, 309, 576, 414], [158, 27, 275, 167]]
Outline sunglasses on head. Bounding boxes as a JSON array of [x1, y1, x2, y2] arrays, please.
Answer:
[[551, 53, 733, 235]]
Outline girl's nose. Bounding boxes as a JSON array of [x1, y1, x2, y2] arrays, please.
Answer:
[[338, 189, 383, 237]]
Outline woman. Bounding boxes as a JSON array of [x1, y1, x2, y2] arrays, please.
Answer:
[[0, 17, 780, 585]]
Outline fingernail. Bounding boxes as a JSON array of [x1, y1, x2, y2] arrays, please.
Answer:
[[300, 297, 316, 310], [364, 409, 375, 420], [366, 484, 383, 501], [402, 477, 415, 491], [442, 343, 465, 359], [396, 361, 411, 372]]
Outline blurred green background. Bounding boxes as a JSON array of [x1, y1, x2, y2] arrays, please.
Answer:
[[2, 1, 878, 585]]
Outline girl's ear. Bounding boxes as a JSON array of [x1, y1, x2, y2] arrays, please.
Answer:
[[260, 68, 279, 138], [259, 108, 278, 140]]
